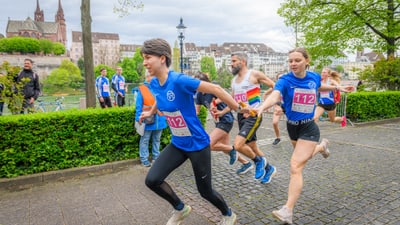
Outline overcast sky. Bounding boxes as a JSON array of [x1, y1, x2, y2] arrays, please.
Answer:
[[0, 0, 296, 52]]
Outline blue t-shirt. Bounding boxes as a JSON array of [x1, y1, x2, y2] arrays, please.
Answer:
[[195, 92, 234, 124], [95, 76, 111, 97], [274, 71, 321, 121], [111, 74, 126, 96], [150, 71, 209, 151], [318, 78, 335, 105]]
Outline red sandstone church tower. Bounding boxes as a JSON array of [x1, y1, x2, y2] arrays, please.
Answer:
[[6, 0, 67, 47]]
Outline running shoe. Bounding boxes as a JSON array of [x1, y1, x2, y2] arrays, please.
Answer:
[[260, 164, 277, 184], [166, 204, 192, 225], [272, 138, 281, 145], [272, 206, 293, 224], [341, 116, 347, 127], [236, 162, 253, 175], [320, 138, 330, 159], [142, 161, 152, 167], [254, 157, 267, 180], [218, 211, 237, 225], [229, 149, 238, 165]]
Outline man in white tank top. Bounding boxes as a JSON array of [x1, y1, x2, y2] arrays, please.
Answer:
[[229, 52, 277, 184]]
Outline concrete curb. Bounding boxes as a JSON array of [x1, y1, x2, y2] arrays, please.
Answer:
[[352, 117, 400, 127], [0, 159, 139, 190]]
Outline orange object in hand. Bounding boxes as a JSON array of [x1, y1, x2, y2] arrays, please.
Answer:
[[238, 101, 257, 117]]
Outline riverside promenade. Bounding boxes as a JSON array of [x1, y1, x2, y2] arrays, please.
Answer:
[[1, 117, 399, 225]]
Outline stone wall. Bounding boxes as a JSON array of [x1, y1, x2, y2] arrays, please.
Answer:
[[0, 54, 70, 79]]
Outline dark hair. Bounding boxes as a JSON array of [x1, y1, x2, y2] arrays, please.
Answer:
[[141, 38, 172, 67], [194, 72, 211, 82], [24, 58, 33, 64], [100, 68, 106, 72]]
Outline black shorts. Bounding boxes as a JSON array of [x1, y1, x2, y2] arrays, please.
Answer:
[[287, 119, 320, 142], [99, 96, 112, 108], [215, 121, 233, 133], [237, 113, 262, 142], [317, 103, 336, 111]]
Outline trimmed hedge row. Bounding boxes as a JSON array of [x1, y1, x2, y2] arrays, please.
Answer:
[[346, 91, 400, 122], [1, 91, 399, 178], [0, 107, 171, 178]]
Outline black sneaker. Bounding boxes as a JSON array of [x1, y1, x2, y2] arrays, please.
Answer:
[[272, 138, 281, 145]]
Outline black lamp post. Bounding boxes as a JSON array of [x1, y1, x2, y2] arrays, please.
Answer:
[[176, 17, 186, 73]]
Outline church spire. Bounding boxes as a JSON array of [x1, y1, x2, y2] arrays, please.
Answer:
[[55, 0, 65, 22], [34, 0, 44, 22]]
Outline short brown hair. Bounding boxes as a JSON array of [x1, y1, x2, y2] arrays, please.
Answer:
[[141, 38, 172, 67]]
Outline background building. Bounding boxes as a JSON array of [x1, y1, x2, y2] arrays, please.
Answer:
[[5, 0, 67, 47], [70, 31, 120, 66]]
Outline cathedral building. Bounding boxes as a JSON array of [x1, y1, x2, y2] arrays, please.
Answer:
[[5, 0, 67, 47]]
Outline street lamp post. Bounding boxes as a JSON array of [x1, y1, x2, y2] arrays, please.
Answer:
[[176, 17, 186, 73]]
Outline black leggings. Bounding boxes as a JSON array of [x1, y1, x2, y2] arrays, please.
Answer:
[[145, 143, 230, 215]]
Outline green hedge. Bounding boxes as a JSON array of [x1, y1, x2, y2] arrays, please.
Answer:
[[0, 107, 172, 178], [346, 91, 400, 122]]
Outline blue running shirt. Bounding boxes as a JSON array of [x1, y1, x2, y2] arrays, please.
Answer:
[[274, 71, 321, 121], [150, 71, 210, 151]]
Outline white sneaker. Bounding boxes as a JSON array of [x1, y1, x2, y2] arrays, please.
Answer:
[[272, 206, 293, 224], [166, 205, 192, 225], [320, 138, 330, 159], [218, 211, 237, 225]]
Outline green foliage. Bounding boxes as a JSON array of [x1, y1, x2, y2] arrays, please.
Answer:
[[119, 48, 144, 83], [0, 107, 171, 178], [43, 60, 83, 93], [358, 57, 400, 91], [278, 0, 400, 61], [198, 105, 208, 128], [94, 64, 115, 80], [39, 39, 53, 55], [200, 56, 217, 81], [52, 42, 66, 55], [215, 60, 233, 89], [346, 91, 400, 122], [0, 37, 65, 55], [77, 58, 85, 77], [0, 61, 26, 114]]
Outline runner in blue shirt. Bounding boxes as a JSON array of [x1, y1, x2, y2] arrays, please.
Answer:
[[139, 38, 240, 225], [95, 68, 112, 108], [256, 47, 354, 224], [111, 66, 126, 107]]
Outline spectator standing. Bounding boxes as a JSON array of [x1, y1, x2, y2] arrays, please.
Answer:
[[111, 66, 126, 107], [95, 68, 112, 108], [135, 72, 167, 167], [15, 58, 41, 114]]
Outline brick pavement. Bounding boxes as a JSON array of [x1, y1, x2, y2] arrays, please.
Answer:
[[0, 117, 399, 225]]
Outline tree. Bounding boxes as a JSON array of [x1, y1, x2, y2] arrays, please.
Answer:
[[215, 60, 233, 89], [119, 48, 144, 83], [200, 56, 217, 81], [278, 0, 400, 62], [0, 61, 26, 114], [358, 56, 400, 90], [80, 0, 143, 108], [43, 60, 83, 93]]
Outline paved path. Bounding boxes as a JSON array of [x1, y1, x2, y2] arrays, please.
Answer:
[[1, 117, 399, 225]]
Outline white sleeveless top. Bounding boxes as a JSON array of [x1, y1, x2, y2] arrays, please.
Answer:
[[231, 69, 261, 108]]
